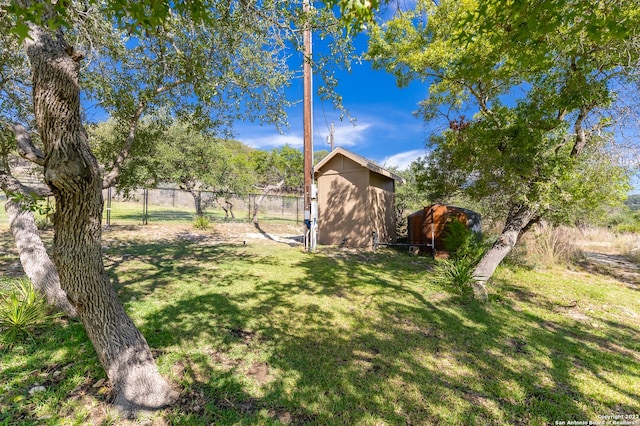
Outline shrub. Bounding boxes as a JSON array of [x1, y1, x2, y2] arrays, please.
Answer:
[[442, 220, 485, 261], [0, 280, 61, 344], [433, 256, 476, 296], [192, 215, 210, 230], [35, 213, 53, 230], [435, 220, 486, 294], [615, 222, 640, 234]]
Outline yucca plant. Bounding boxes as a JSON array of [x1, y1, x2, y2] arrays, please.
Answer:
[[434, 221, 487, 296], [433, 257, 477, 296], [0, 280, 61, 344]]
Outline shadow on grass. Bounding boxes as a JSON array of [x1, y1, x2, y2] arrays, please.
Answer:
[[4, 231, 627, 424], [0, 319, 108, 424], [110, 236, 640, 424]]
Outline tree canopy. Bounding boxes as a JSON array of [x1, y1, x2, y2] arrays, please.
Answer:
[[368, 0, 640, 298]]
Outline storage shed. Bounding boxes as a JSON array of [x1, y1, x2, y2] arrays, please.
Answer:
[[314, 148, 404, 248], [407, 204, 481, 252]]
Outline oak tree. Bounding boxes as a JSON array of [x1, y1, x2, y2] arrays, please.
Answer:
[[368, 0, 639, 299], [2, 0, 348, 416]]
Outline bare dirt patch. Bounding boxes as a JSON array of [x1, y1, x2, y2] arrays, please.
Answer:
[[579, 252, 640, 290], [102, 222, 303, 246]]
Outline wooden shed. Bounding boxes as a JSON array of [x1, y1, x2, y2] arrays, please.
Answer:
[[407, 204, 481, 252], [314, 148, 404, 248]]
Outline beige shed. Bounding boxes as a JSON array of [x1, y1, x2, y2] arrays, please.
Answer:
[[314, 147, 403, 248]]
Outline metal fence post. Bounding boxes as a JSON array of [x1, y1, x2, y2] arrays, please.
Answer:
[[142, 188, 149, 225], [106, 187, 112, 227]]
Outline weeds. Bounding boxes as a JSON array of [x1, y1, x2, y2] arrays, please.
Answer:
[[433, 257, 476, 296], [192, 215, 210, 230], [529, 223, 580, 265]]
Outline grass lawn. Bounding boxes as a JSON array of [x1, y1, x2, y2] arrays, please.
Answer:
[[0, 224, 639, 425]]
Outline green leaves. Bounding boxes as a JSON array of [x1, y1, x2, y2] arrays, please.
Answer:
[[252, 145, 304, 192], [0, 279, 61, 344], [4, 1, 71, 41], [6, 191, 53, 216], [370, 0, 637, 225]]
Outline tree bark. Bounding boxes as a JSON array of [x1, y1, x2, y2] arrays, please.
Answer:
[[216, 198, 235, 220], [226, 200, 235, 219], [25, 21, 175, 416], [472, 204, 539, 301], [0, 171, 75, 316], [190, 190, 204, 216]]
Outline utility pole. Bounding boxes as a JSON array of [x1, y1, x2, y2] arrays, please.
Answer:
[[303, 0, 317, 251], [328, 122, 335, 151]]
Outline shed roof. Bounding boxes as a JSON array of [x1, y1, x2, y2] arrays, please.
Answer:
[[314, 147, 405, 183]]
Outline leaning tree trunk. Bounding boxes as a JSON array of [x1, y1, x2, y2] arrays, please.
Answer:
[[251, 180, 284, 222], [25, 22, 175, 416], [5, 200, 77, 317], [472, 204, 539, 301], [0, 172, 76, 317], [217, 199, 235, 220], [226, 200, 235, 220]]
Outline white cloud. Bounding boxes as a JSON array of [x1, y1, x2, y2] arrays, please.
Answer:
[[323, 121, 371, 148], [381, 149, 426, 170], [242, 133, 303, 149], [240, 120, 373, 151]]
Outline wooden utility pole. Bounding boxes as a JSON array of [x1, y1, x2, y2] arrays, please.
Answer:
[[303, 0, 313, 224], [302, 0, 318, 251]]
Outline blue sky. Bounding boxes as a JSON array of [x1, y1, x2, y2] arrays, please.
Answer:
[[236, 35, 434, 171]]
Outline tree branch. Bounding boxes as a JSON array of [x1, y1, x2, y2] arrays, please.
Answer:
[[0, 169, 52, 197], [4, 122, 46, 166], [101, 82, 186, 189], [570, 106, 590, 158], [102, 100, 146, 188]]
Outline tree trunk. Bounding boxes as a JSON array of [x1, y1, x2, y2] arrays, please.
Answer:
[[5, 199, 77, 317], [25, 21, 175, 416], [0, 171, 76, 317], [190, 190, 203, 216], [226, 200, 235, 220], [251, 180, 284, 222], [216, 199, 235, 220], [472, 204, 539, 301]]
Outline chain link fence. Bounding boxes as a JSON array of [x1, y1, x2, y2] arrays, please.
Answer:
[[103, 187, 304, 225], [0, 187, 302, 226]]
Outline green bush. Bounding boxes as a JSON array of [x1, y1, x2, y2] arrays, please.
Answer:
[[435, 220, 486, 294], [35, 213, 53, 230], [192, 215, 210, 230], [0, 280, 61, 344], [615, 222, 640, 234], [443, 220, 485, 260]]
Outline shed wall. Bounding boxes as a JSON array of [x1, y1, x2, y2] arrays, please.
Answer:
[[368, 185, 396, 244], [408, 204, 472, 251], [316, 152, 399, 248], [317, 167, 371, 247]]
